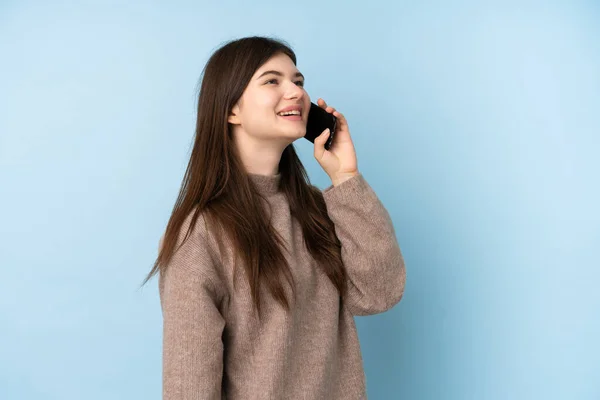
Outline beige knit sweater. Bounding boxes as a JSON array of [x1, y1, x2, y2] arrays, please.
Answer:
[[158, 172, 406, 399]]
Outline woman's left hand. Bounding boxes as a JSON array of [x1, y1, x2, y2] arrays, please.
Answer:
[[313, 98, 359, 186]]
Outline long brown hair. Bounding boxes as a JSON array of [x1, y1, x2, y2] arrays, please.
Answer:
[[141, 36, 347, 320]]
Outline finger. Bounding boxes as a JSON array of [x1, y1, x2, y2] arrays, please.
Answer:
[[318, 99, 337, 114], [332, 110, 348, 128], [313, 128, 331, 159]]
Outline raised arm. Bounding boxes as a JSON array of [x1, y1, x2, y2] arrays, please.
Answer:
[[322, 173, 406, 316]]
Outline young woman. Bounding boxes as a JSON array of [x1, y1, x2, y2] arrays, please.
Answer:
[[142, 35, 406, 399]]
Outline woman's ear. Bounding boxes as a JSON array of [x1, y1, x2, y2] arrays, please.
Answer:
[[228, 104, 241, 125]]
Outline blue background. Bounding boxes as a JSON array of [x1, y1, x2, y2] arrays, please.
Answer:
[[1, 1, 598, 399]]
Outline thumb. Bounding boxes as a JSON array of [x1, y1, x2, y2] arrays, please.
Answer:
[[314, 128, 330, 159]]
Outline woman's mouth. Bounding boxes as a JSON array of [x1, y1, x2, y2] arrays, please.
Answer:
[[277, 111, 302, 121], [278, 114, 302, 121]]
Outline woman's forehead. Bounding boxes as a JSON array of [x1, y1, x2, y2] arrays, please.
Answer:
[[254, 55, 300, 77]]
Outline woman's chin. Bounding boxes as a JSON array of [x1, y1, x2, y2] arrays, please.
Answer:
[[280, 128, 306, 140]]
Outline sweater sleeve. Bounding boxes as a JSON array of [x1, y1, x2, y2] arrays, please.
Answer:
[[322, 173, 406, 316], [158, 213, 226, 399]]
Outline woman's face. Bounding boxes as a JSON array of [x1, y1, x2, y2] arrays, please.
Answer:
[[228, 53, 311, 146]]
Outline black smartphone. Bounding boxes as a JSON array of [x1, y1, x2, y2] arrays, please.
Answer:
[[305, 102, 336, 150]]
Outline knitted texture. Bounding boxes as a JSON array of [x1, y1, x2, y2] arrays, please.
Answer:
[[159, 173, 406, 399]]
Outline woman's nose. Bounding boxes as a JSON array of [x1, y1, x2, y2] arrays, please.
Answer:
[[285, 84, 304, 100]]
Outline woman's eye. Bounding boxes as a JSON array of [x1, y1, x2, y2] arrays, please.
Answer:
[[265, 79, 304, 87]]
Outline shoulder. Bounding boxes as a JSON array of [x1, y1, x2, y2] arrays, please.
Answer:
[[158, 206, 210, 253], [159, 207, 225, 292]]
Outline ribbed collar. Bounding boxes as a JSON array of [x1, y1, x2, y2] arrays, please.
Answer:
[[248, 172, 281, 195]]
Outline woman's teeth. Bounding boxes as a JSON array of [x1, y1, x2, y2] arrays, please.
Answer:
[[278, 111, 301, 116]]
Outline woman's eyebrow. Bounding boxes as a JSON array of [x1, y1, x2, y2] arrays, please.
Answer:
[[257, 70, 305, 80]]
